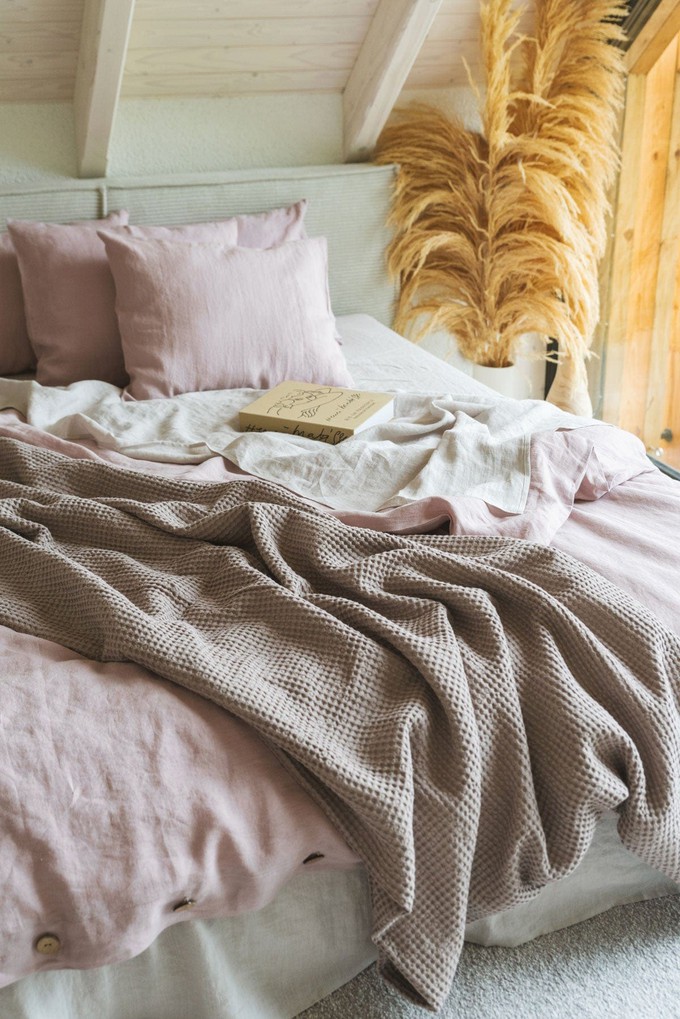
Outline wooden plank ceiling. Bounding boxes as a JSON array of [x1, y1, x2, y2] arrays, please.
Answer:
[[0, 0, 534, 103]]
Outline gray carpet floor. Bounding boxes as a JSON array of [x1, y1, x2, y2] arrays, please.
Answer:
[[299, 894, 680, 1018]]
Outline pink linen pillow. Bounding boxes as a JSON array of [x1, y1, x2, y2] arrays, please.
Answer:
[[0, 233, 34, 375], [231, 200, 340, 340], [120, 202, 303, 249], [99, 231, 353, 400], [234, 199, 307, 248], [8, 212, 130, 387], [118, 220, 238, 244]]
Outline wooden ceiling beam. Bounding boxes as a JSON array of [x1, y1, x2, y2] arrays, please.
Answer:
[[74, 0, 136, 178], [343, 0, 443, 163]]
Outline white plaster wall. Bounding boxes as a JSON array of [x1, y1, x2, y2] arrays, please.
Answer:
[[0, 94, 345, 185], [0, 88, 477, 186], [0, 104, 78, 184], [398, 86, 482, 131], [108, 94, 344, 178]]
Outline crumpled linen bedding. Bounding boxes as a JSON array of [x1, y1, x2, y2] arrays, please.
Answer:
[[1, 435, 679, 1013], [0, 406, 654, 545], [0, 369, 590, 516]]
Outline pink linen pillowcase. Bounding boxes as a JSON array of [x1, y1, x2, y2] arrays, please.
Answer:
[[98, 230, 353, 400], [8, 212, 130, 387], [234, 199, 307, 247], [119, 221, 238, 244], [0, 232, 34, 375], [121, 201, 305, 249], [7, 216, 241, 388], [231, 199, 341, 339]]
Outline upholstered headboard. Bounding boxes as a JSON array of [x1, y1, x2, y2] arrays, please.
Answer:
[[0, 163, 397, 326]]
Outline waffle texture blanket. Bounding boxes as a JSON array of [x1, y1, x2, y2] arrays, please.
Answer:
[[1, 436, 679, 1012]]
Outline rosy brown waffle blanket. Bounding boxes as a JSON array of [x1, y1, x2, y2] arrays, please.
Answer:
[[1, 429, 679, 1012]]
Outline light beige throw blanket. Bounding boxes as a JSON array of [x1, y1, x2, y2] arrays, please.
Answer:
[[1, 437, 679, 1012]]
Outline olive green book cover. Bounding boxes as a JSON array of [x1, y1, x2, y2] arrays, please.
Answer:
[[239, 381, 395, 445]]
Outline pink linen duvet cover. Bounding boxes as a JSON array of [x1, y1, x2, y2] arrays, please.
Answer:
[[0, 407, 679, 1006]]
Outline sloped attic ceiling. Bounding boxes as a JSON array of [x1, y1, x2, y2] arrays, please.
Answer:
[[0, 0, 536, 176], [0, 0, 661, 176]]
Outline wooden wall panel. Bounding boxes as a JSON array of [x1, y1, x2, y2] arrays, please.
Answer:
[[644, 39, 680, 464], [602, 75, 647, 424], [667, 256, 680, 463], [616, 38, 677, 433], [603, 21, 680, 472]]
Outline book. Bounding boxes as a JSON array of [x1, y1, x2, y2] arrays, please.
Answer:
[[239, 381, 395, 445]]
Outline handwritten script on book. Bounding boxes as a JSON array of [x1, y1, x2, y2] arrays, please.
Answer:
[[242, 421, 349, 445]]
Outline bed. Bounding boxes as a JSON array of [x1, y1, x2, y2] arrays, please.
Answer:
[[0, 164, 679, 1019]]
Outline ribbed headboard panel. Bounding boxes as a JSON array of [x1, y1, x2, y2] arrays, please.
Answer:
[[0, 183, 103, 228], [0, 164, 397, 326]]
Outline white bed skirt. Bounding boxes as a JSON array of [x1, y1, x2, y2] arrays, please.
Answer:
[[2, 812, 676, 1019]]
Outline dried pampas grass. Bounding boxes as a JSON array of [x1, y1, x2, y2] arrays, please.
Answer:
[[375, 0, 626, 376]]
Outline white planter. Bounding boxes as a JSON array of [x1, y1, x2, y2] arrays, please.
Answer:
[[471, 334, 546, 399], [472, 362, 531, 399]]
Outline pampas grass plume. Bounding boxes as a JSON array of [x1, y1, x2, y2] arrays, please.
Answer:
[[375, 0, 626, 371]]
